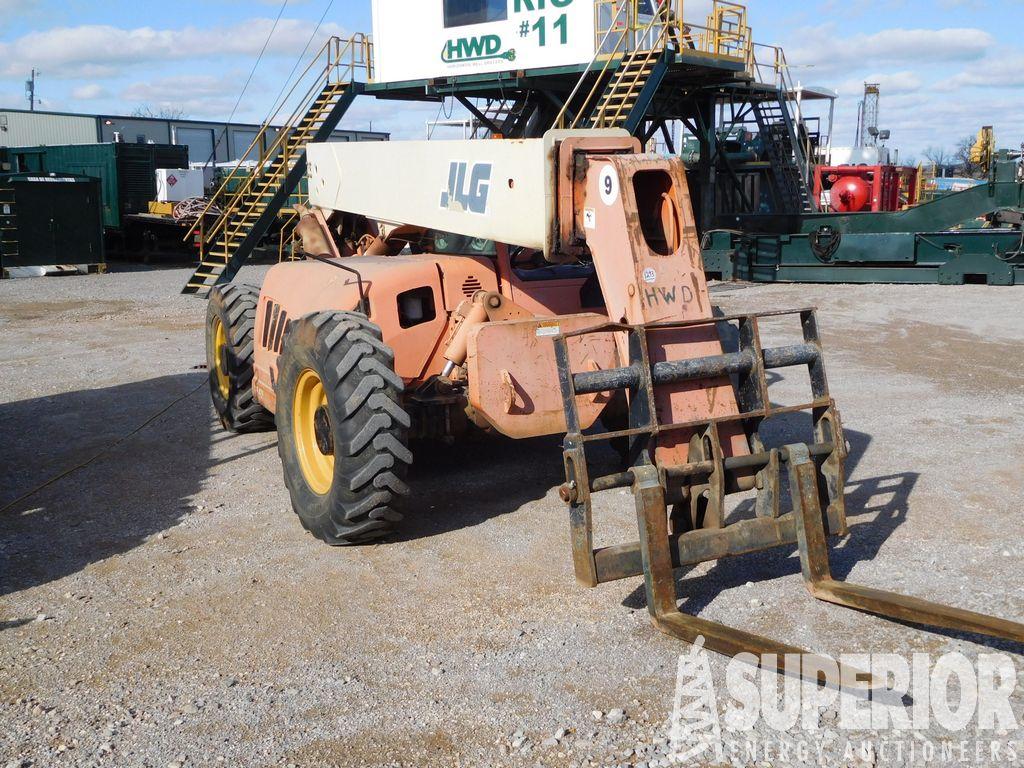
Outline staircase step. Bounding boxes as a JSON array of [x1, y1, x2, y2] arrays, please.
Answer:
[[183, 79, 354, 295]]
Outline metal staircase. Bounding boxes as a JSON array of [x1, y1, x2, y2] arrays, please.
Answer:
[[589, 43, 670, 131], [182, 35, 372, 297], [553, 2, 672, 133], [752, 94, 814, 213]]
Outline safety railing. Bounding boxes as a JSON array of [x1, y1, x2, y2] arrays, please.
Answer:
[[695, 0, 750, 58], [747, 42, 792, 90], [552, 1, 632, 129], [554, 1, 671, 129], [593, 0, 685, 57], [184, 34, 373, 246], [748, 42, 819, 183], [918, 163, 940, 204]]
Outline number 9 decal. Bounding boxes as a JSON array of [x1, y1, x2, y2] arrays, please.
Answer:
[[599, 166, 619, 206]]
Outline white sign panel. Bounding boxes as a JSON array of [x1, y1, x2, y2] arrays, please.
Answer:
[[372, 0, 597, 84]]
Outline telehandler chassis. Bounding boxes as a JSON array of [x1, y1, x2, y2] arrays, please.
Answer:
[[206, 130, 1024, 685]]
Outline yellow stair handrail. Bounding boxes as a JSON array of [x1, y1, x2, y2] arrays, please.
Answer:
[[558, 1, 672, 131], [591, 6, 673, 128], [552, 0, 632, 130], [185, 34, 373, 246]]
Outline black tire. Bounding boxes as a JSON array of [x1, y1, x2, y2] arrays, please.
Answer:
[[205, 284, 274, 433], [275, 312, 412, 545]]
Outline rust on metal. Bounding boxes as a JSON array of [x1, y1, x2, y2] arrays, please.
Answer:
[[551, 141, 1024, 685]]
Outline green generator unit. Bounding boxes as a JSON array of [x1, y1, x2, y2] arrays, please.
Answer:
[[0, 173, 105, 274], [6, 143, 188, 230], [702, 152, 1024, 285]]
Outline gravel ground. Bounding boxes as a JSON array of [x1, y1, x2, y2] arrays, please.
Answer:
[[0, 266, 1022, 768]]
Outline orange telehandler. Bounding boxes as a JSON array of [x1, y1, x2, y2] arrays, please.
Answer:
[[205, 130, 1024, 680]]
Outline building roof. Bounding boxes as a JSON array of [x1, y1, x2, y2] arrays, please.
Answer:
[[0, 106, 389, 137]]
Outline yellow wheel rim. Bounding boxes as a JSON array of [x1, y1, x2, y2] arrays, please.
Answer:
[[293, 368, 335, 495], [212, 316, 230, 400]]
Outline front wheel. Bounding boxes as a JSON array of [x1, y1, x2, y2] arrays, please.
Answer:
[[275, 312, 412, 545], [205, 284, 274, 433]]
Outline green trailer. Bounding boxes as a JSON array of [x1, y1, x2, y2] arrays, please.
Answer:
[[0, 173, 104, 274], [703, 151, 1024, 285], [5, 143, 188, 230]]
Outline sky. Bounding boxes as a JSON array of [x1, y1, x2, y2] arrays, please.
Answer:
[[1, 0, 1022, 161]]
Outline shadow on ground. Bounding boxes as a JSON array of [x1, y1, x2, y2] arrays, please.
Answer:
[[609, 415, 916, 603], [648, 422, 920, 616], [612, 414, 1022, 654], [398, 431, 569, 542], [0, 373, 271, 601]]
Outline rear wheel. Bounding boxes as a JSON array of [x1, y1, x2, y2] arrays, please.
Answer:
[[206, 284, 274, 433], [275, 312, 412, 545]]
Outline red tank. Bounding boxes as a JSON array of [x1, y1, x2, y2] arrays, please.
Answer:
[[813, 165, 921, 213], [829, 175, 872, 212]]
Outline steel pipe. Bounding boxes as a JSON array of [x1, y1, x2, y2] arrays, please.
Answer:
[[572, 343, 820, 396]]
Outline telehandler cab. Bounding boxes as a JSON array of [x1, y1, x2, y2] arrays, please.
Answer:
[[206, 130, 1024, 681]]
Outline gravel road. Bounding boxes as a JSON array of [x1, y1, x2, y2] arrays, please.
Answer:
[[1, 267, 1022, 767]]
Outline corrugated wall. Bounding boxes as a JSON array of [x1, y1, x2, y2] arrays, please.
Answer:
[[0, 111, 97, 147]]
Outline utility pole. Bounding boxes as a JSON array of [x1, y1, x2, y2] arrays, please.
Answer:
[[26, 70, 38, 111]]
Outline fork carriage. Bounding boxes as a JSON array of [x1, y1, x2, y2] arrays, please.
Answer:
[[555, 308, 1024, 681]]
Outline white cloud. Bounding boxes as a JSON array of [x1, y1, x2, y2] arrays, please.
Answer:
[[832, 71, 924, 98], [942, 53, 1024, 90], [121, 74, 245, 102], [0, 0, 37, 13], [71, 83, 108, 100], [768, 18, 1022, 156], [0, 18, 349, 79], [118, 74, 249, 119], [786, 25, 994, 73]]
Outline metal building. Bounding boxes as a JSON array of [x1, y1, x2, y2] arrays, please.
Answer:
[[0, 108, 388, 165], [0, 110, 96, 148]]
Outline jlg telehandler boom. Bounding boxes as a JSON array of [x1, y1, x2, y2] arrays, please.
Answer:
[[205, 130, 1024, 683]]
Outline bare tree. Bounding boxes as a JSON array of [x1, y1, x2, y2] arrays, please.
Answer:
[[953, 134, 985, 178], [131, 104, 188, 120], [922, 145, 952, 175]]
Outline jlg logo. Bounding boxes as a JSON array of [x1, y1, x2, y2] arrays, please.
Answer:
[[439, 162, 492, 215]]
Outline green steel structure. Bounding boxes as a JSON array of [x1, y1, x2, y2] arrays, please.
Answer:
[[6, 143, 188, 230], [701, 152, 1024, 285]]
